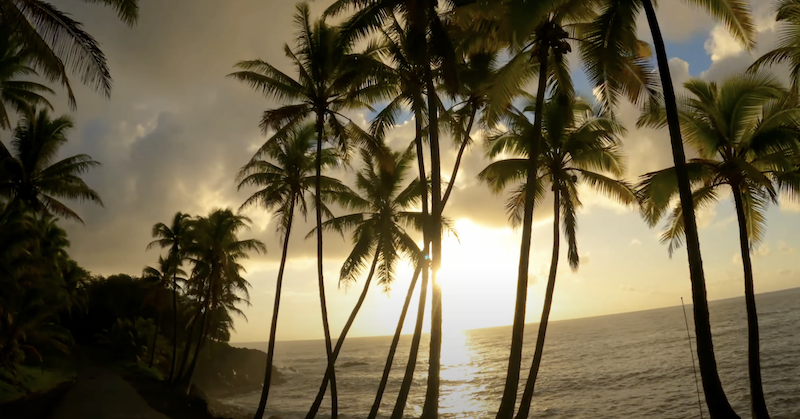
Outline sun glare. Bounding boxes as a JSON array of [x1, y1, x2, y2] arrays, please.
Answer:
[[437, 219, 524, 333]]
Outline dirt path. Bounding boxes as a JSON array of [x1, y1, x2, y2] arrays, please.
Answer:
[[50, 352, 169, 419]]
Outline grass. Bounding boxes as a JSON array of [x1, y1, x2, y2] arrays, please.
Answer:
[[0, 355, 76, 403]]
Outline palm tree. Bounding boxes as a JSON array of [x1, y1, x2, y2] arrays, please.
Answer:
[[451, 2, 658, 413], [306, 148, 423, 418], [0, 214, 74, 371], [638, 73, 800, 419], [0, 33, 53, 129], [0, 108, 102, 223], [178, 209, 265, 392], [142, 256, 186, 369], [230, 5, 389, 413], [237, 123, 348, 419], [581, 0, 757, 415], [749, 0, 800, 96], [359, 20, 432, 419], [479, 96, 636, 418], [326, 2, 460, 414], [147, 212, 191, 383], [0, 0, 139, 106]]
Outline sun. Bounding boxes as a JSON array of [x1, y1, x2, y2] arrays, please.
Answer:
[[435, 219, 523, 333]]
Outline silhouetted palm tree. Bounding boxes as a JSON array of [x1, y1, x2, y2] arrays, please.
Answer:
[[0, 109, 102, 223], [0, 0, 138, 105], [142, 256, 186, 369], [480, 96, 636, 418], [0, 214, 75, 370], [0, 34, 53, 129], [307, 148, 424, 417], [362, 20, 431, 419], [147, 211, 191, 382], [583, 0, 756, 415], [230, 5, 389, 413], [638, 73, 800, 419], [237, 123, 348, 419], [179, 209, 265, 392], [326, 2, 460, 414]]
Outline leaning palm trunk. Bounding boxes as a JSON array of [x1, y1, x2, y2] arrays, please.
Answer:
[[368, 264, 423, 419], [393, 112, 431, 419], [184, 306, 210, 394], [391, 249, 430, 419], [731, 186, 770, 419], [515, 188, 561, 419], [496, 41, 549, 419], [254, 200, 295, 419], [422, 45, 444, 419], [312, 113, 338, 418], [641, 1, 739, 417], [148, 311, 161, 368], [175, 305, 201, 385], [169, 273, 179, 382], [306, 252, 380, 418]]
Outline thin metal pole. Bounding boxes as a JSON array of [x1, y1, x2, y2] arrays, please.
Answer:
[[681, 297, 704, 419]]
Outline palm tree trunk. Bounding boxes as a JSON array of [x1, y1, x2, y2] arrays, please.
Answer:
[[516, 187, 560, 419], [148, 311, 161, 369], [392, 107, 431, 419], [731, 186, 770, 419], [391, 249, 429, 419], [314, 111, 337, 418], [306, 251, 380, 418], [254, 200, 295, 419], [641, 2, 739, 417], [421, 27, 444, 419], [368, 263, 423, 419], [496, 38, 549, 419], [175, 306, 200, 385], [184, 307, 211, 395], [441, 105, 478, 208], [169, 272, 179, 382]]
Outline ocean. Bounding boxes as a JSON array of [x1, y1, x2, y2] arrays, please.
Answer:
[[224, 288, 800, 418]]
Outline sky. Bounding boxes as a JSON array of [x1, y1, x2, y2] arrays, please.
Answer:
[[18, 0, 800, 342]]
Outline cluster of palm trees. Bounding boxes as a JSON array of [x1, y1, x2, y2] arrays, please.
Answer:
[[143, 209, 265, 393], [232, 1, 800, 419], [0, 0, 138, 382]]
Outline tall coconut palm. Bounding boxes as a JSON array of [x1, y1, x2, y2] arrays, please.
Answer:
[[237, 123, 349, 419], [359, 20, 433, 419], [326, 2, 460, 414], [453, 2, 657, 413], [0, 33, 53, 129], [0, 0, 138, 106], [147, 212, 191, 382], [582, 0, 756, 416], [479, 97, 636, 418], [0, 108, 102, 223], [178, 209, 265, 392], [306, 148, 424, 418], [230, 5, 390, 413], [638, 73, 800, 419], [142, 256, 186, 369]]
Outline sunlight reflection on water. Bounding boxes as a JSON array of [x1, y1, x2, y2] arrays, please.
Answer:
[[440, 329, 488, 416]]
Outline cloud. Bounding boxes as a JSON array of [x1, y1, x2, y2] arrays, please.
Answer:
[[704, 25, 744, 62], [754, 243, 772, 258], [778, 241, 798, 254]]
